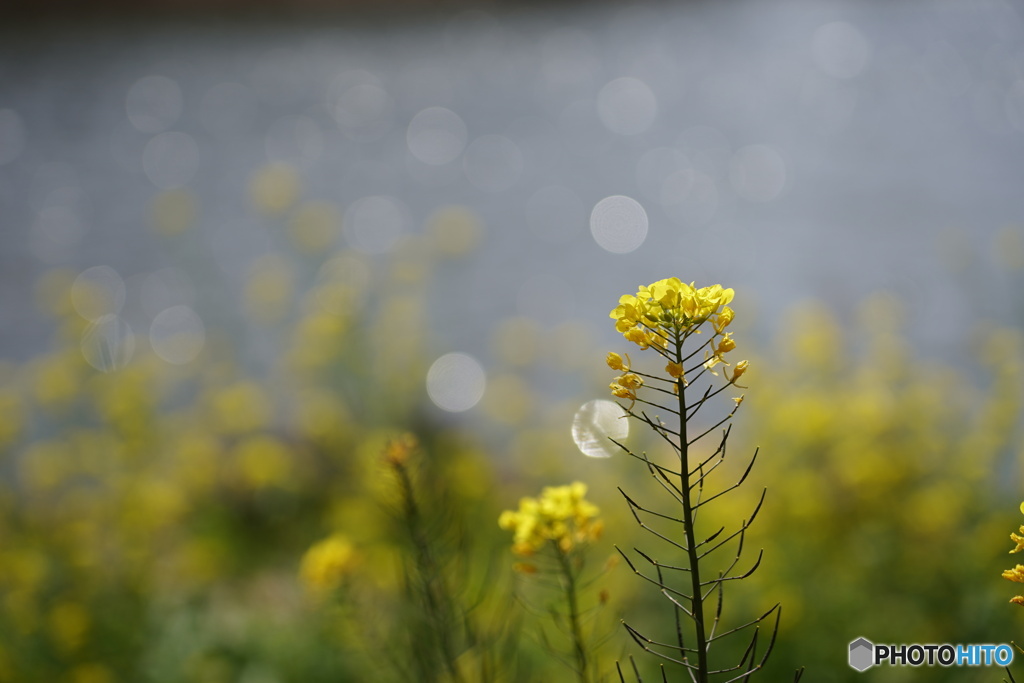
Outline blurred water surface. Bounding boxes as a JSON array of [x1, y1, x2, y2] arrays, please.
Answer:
[[2, 0, 1024, 375]]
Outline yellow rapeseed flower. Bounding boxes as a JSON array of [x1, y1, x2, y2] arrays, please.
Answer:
[[713, 306, 734, 333], [498, 482, 602, 557], [300, 534, 357, 595], [606, 352, 630, 372], [609, 278, 734, 348], [715, 333, 736, 355], [729, 360, 750, 386], [1003, 565, 1024, 583], [1011, 528, 1024, 554]]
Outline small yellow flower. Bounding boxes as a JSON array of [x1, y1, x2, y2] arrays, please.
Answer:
[[624, 327, 651, 349], [728, 360, 749, 386], [733, 395, 745, 406], [606, 352, 630, 372], [300, 534, 357, 595], [498, 482, 602, 557], [715, 333, 736, 355], [609, 382, 636, 403], [1011, 528, 1024, 554], [1012, 596, 1024, 606], [666, 361, 684, 379], [713, 306, 734, 333], [383, 433, 418, 466], [1003, 565, 1024, 583], [616, 373, 643, 390]]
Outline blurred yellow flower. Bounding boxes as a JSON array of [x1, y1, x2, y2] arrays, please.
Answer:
[[300, 534, 357, 595], [250, 162, 301, 215], [498, 482, 602, 556]]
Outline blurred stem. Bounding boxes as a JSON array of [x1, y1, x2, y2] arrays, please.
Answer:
[[555, 544, 590, 683], [394, 459, 466, 683], [677, 331, 709, 683]]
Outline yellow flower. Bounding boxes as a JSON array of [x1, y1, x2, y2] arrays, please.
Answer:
[[666, 361, 684, 379], [610, 382, 636, 404], [1003, 565, 1024, 583], [616, 373, 643, 390], [728, 360, 750, 386], [1012, 596, 1024, 606], [713, 306, 734, 333], [606, 352, 630, 371], [300, 534, 357, 595], [715, 333, 736, 355], [624, 326, 651, 349], [498, 482, 602, 557], [1011, 528, 1024, 554], [610, 278, 734, 342], [383, 433, 418, 466]]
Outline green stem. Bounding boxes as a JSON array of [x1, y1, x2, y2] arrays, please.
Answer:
[[677, 332, 709, 682], [395, 461, 466, 683], [556, 544, 590, 683]]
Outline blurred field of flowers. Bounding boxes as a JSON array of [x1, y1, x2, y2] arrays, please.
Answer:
[[4, 0, 1024, 680], [2, 168, 1024, 680]]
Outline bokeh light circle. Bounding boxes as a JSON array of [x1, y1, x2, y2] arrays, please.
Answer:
[[150, 305, 206, 365], [596, 76, 658, 135], [72, 265, 126, 322], [426, 352, 486, 413], [81, 314, 135, 372], [572, 399, 629, 458], [590, 195, 648, 253], [407, 107, 468, 166]]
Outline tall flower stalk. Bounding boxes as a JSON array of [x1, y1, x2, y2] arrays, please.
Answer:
[[498, 482, 607, 683], [607, 278, 781, 682]]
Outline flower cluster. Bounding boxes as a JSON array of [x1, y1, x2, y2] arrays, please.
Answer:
[[610, 278, 735, 344], [498, 482, 603, 556], [607, 278, 748, 401], [1003, 502, 1024, 605], [300, 533, 358, 595]]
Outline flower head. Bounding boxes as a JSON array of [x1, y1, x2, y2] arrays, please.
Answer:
[[728, 360, 750, 386], [715, 333, 736, 355], [606, 352, 630, 372], [1004, 565, 1024, 583], [300, 534, 357, 595], [499, 482, 602, 556], [610, 278, 734, 343]]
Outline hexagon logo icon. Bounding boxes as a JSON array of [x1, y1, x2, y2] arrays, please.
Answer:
[[849, 637, 875, 671]]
